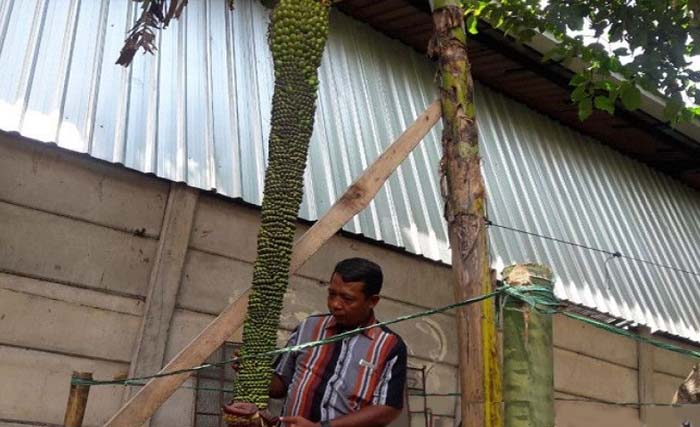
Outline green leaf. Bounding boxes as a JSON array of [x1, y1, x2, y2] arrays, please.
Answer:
[[607, 56, 623, 73], [578, 97, 593, 121], [608, 86, 620, 103], [571, 84, 589, 102], [620, 82, 642, 110], [680, 108, 695, 123], [467, 15, 479, 35], [663, 97, 685, 122], [570, 73, 588, 86], [594, 96, 615, 114], [594, 80, 615, 91]]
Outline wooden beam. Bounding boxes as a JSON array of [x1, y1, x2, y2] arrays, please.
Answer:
[[64, 372, 93, 427], [103, 101, 441, 427], [290, 100, 441, 273], [123, 184, 199, 411], [637, 326, 654, 426]]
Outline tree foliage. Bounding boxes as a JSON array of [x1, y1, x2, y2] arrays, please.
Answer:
[[464, 0, 700, 123]]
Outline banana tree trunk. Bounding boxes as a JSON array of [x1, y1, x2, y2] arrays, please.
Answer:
[[428, 2, 501, 427]]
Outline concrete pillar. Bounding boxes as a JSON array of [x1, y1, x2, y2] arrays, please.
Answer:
[[125, 183, 199, 424]]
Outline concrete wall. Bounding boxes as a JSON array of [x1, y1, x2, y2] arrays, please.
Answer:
[[0, 133, 167, 426], [1, 133, 698, 427]]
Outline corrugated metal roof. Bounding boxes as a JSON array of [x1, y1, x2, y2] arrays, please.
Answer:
[[1, 0, 698, 342]]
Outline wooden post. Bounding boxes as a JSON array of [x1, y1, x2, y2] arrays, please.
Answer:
[[502, 264, 554, 427], [103, 102, 441, 427], [64, 371, 93, 427], [290, 101, 441, 272]]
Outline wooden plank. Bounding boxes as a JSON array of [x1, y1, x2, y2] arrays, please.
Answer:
[[289, 100, 441, 273], [637, 327, 654, 425], [104, 101, 441, 427], [190, 199, 456, 309], [104, 292, 251, 427], [124, 184, 199, 408]]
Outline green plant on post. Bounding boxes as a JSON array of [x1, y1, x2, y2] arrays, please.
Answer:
[[502, 264, 555, 427]]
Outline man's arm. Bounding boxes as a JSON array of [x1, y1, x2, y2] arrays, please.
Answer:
[[269, 323, 302, 399], [270, 373, 288, 399], [282, 405, 401, 427]]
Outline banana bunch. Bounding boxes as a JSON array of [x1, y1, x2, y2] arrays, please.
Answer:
[[231, 0, 330, 411]]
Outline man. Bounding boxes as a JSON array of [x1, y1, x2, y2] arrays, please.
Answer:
[[274, 257, 407, 427]]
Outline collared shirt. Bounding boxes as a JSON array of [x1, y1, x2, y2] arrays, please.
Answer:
[[274, 313, 407, 423]]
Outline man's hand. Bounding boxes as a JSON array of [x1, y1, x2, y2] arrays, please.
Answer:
[[280, 416, 319, 427], [230, 350, 241, 372]]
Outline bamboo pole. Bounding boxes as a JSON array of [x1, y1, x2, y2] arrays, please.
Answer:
[[502, 264, 554, 427], [103, 101, 441, 427], [64, 371, 93, 427]]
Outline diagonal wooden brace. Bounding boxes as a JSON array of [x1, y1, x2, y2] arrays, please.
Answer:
[[104, 101, 441, 427]]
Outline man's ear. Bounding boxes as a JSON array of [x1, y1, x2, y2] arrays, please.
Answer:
[[368, 294, 380, 309]]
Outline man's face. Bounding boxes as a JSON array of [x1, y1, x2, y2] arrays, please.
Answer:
[[327, 272, 379, 328]]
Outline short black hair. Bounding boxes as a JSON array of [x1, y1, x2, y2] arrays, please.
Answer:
[[333, 257, 383, 297]]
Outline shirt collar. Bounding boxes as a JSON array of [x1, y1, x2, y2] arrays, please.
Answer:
[[326, 311, 378, 340]]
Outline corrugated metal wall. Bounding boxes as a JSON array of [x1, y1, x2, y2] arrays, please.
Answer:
[[0, 0, 698, 342], [479, 91, 700, 342]]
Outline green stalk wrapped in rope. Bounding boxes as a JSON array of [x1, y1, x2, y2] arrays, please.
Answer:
[[502, 264, 556, 427], [226, 0, 331, 424]]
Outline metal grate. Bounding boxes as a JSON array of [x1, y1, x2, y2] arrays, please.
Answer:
[[407, 366, 431, 427], [194, 341, 241, 427], [563, 301, 638, 330]]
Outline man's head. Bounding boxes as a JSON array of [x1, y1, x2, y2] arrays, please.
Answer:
[[327, 258, 383, 328]]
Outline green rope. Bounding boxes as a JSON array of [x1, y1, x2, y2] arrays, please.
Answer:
[[72, 287, 507, 387], [70, 283, 699, 389], [562, 311, 700, 359], [409, 394, 696, 407], [71, 378, 236, 394], [501, 285, 561, 314], [409, 392, 462, 397]]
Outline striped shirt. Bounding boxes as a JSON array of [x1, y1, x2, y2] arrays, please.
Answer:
[[274, 313, 407, 423]]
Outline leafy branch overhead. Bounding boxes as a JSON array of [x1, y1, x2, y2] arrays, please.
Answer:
[[463, 0, 700, 123]]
